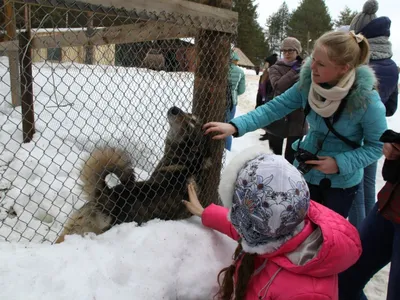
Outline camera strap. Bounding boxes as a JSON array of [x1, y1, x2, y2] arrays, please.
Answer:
[[323, 118, 361, 149], [300, 87, 361, 151]]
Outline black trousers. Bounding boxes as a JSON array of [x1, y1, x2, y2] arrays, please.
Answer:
[[268, 135, 302, 164]]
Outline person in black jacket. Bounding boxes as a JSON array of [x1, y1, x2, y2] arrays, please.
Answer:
[[339, 129, 400, 300], [348, 0, 399, 230], [256, 53, 278, 141]]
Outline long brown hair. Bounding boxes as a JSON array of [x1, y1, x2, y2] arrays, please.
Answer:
[[215, 243, 256, 299]]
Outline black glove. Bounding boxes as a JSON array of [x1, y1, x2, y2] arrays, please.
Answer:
[[380, 129, 400, 143]]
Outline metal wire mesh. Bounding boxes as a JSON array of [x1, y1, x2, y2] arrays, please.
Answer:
[[0, 0, 237, 243]]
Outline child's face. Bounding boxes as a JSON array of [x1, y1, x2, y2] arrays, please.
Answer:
[[311, 45, 349, 85]]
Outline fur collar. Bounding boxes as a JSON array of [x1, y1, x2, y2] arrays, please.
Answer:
[[298, 57, 378, 111]]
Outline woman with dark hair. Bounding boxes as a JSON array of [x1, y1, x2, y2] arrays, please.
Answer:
[[256, 53, 278, 141]]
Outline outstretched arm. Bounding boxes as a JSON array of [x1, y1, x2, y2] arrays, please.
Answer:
[[183, 184, 240, 241]]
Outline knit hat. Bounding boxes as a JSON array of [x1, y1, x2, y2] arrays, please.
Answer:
[[219, 147, 310, 254], [349, 0, 379, 34], [230, 49, 240, 61], [280, 37, 302, 54], [265, 53, 278, 66], [336, 25, 350, 32]]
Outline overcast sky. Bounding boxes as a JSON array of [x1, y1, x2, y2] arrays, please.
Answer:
[[254, 0, 400, 65]]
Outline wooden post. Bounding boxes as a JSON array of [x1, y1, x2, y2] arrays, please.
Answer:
[[19, 5, 35, 143], [192, 0, 235, 206], [4, 0, 21, 107], [85, 12, 94, 64]]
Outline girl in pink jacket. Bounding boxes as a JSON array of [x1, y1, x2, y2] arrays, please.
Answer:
[[183, 149, 362, 300]]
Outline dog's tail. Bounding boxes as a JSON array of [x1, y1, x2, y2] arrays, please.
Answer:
[[80, 147, 135, 203], [54, 147, 134, 244]]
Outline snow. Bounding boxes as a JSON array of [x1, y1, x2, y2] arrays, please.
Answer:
[[0, 62, 396, 299], [0, 58, 193, 243], [0, 218, 236, 300]]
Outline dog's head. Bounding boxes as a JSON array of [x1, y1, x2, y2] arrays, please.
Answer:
[[166, 106, 204, 145]]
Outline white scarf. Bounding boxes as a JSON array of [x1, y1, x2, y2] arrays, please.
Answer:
[[308, 69, 356, 118]]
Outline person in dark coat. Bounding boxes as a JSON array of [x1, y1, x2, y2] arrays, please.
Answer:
[[348, 0, 399, 229], [266, 37, 308, 164], [256, 53, 278, 141], [339, 129, 400, 300]]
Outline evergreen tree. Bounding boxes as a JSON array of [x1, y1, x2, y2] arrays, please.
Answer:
[[334, 6, 358, 27], [287, 0, 332, 55], [266, 2, 291, 53], [232, 0, 269, 65]]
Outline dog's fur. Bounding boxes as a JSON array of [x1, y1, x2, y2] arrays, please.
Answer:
[[56, 107, 211, 243]]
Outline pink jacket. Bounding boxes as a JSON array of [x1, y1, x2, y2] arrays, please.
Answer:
[[202, 201, 362, 300]]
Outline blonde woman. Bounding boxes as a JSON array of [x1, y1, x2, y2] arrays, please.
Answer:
[[203, 30, 387, 218]]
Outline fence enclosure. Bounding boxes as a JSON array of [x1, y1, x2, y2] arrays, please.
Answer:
[[0, 0, 237, 243]]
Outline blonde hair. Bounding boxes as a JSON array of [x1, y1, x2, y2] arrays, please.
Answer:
[[314, 31, 370, 69]]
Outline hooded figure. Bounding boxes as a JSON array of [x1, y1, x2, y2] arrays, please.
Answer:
[[350, 0, 398, 116]]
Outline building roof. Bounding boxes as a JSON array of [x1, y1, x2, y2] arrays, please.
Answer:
[[234, 47, 254, 68]]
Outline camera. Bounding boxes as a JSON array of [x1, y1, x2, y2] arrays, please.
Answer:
[[294, 148, 319, 175]]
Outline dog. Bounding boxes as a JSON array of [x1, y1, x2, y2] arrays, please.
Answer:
[[55, 106, 212, 243]]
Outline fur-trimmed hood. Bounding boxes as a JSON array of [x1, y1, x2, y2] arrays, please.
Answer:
[[298, 57, 378, 111], [219, 147, 310, 255], [219, 146, 272, 207]]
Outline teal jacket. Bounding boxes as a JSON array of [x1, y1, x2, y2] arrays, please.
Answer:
[[228, 63, 246, 106], [231, 59, 387, 188]]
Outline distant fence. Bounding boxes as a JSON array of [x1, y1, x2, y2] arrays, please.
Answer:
[[0, 0, 237, 243]]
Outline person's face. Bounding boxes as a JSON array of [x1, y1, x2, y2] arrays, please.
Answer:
[[311, 45, 349, 85], [281, 48, 297, 62], [232, 60, 239, 65]]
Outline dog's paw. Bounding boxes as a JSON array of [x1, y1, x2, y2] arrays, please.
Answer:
[[187, 176, 198, 192], [203, 157, 213, 170], [187, 175, 196, 185]]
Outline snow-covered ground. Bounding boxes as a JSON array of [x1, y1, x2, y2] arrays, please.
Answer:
[[0, 58, 194, 243], [0, 62, 395, 299]]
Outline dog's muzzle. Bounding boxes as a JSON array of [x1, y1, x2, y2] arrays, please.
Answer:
[[168, 106, 182, 116]]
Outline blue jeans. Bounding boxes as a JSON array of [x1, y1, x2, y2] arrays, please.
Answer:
[[307, 183, 359, 218], [225, 105, 236, 151], [349, 161, 378, 228], [339, 203, 400, 300]]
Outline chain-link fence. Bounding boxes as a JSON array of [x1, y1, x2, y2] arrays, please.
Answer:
[[0, 0, 237, 243]]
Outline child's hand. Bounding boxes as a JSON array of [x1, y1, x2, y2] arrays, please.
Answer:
[[203, 122, 237, 139], [305, 156, 339, 174], [182, 183, 205, 217]]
